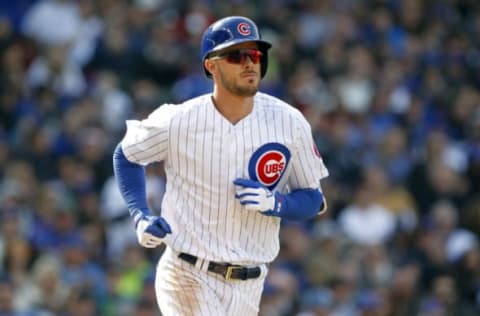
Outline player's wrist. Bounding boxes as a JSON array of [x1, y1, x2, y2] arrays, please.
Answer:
[[136, 217, 149, 234], [132, 208, 153, 228], [273, 191, 284, 213]]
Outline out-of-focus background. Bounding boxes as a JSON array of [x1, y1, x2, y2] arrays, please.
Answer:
[[0, 0, 479, 315]]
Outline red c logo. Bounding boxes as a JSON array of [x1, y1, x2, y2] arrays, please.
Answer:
[[237, 22, 251, 36], [249, 143, 291, 190], [256, 151, 285, 186]]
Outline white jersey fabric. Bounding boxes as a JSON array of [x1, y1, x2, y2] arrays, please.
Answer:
[[121, 92, 329, 265]]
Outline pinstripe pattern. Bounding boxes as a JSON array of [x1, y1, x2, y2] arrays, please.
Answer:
[[156, 247, 266, 316], [121, 92, 328, 315], [122, 92, 328, 265]]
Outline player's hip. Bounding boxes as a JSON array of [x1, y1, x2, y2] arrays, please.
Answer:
[[158, 246, 269, 284]]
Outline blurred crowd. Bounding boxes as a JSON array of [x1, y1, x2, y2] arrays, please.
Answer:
[[0, 0, 479, 315]]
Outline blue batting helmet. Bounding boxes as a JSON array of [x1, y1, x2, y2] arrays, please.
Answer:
[[200, 16, 272, 78]]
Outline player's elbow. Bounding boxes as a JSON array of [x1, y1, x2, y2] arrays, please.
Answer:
[[317, 193, 327, 215], [113, 143, 129, 169], [113, 143, 120, 161], [309, 189, 326, 217]]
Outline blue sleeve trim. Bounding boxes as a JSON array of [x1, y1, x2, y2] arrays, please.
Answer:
[[112, 143, 151, 225], [277, 188, 324, 221]]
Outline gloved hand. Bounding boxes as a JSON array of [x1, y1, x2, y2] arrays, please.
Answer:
[[135, 214, 172, 248], [233, 178, 283, 217]]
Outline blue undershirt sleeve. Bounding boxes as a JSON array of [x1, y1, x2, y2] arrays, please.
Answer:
[[276, 188, 325, 221], [112, 143, 151, 226]]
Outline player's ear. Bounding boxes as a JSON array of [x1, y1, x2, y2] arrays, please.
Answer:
[[204, 58, 217, 76]]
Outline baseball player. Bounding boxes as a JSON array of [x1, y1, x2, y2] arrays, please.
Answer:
[[113, 16, 329, 315]]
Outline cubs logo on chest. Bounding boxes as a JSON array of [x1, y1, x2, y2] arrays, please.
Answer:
[[248, 143, 291, 190]]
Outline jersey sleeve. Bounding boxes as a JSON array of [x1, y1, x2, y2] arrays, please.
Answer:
[[121, 104, 178, 166], [288, 114, 329, 190]]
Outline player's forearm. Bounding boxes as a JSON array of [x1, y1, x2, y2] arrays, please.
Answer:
[[276, 188, 326, 221], [113, 143, 152, 225]]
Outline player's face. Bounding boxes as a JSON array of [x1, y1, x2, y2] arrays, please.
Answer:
[[209, 42, 262, 97]]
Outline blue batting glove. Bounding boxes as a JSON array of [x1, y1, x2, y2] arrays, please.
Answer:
[[233, 178, 283, 217], [134, 213, 172, 248]]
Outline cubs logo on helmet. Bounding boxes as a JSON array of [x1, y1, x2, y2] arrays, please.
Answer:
[[248, 143, 291, 190], [237, 22, 251, 35]]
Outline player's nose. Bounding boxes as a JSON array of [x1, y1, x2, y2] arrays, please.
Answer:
[[242, 57, 255, 70]]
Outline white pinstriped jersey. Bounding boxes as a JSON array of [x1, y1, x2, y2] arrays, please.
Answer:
[[121, 92, 328, 265]]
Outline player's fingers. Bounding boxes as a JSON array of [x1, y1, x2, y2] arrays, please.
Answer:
[[235, 192, 259, 199], [143, 242, 156, 248], [235, 187, 261, 197], [238, 198, 259, 205], [145, 234, 164, 245], [244, 203, 261, 211], [148, 240, 163, 247], [141, 239, 157, 248], [238, 200, 261, 211]]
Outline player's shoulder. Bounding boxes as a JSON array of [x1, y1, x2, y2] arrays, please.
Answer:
[[179, 93, 211, 109], [148, 94, 210, 119], [255, 92, 306, 120]]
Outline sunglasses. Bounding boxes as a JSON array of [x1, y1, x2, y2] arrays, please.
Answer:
[[210, 49, 263, 64]]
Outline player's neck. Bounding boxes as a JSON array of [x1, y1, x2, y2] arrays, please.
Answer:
[[211, 90, 254, 125]]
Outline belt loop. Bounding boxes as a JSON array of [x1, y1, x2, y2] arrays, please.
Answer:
[[194, 257, 203, 270], [199, 258, 209, 272]]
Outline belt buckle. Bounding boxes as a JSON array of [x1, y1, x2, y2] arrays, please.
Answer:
[[225, 265, 240, 280]]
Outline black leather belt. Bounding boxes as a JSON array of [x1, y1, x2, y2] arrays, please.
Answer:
[[178, 252, 261, 280]]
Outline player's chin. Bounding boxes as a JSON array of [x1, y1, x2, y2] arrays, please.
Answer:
[[242, 76, 260, 88], [236, 85, 258, 97]]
